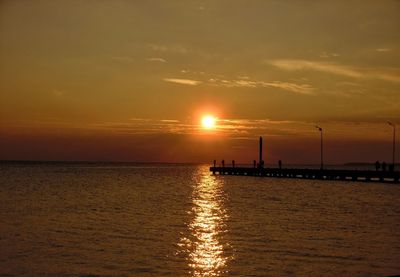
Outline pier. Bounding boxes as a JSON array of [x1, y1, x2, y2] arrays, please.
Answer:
[[210, 137, 399, 184], [210, 166, 400, 183]]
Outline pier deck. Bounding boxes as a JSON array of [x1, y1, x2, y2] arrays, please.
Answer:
[[210, 167, 400, 184]]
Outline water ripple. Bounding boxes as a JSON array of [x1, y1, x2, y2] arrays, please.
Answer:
[[179, 168, 231, 276]]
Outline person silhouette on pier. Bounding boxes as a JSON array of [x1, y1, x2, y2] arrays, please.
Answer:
[[221, 160, 225, 168], [382, 161, 387, 172], [278, 160, 282, 170], [375, 161, 380, 171]]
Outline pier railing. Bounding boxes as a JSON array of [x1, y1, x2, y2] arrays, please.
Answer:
[[210, 166, 399, 184]]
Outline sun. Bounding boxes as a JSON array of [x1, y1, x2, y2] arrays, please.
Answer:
[[201, 115, 216, 129]]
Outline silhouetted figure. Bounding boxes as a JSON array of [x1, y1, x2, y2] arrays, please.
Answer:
[[382, 161, 387, 172], [375, 161, 380, 171], [221, 160, 225, 168], [213, 160, 216, 167], [258, 160, 264, 169], [232, 160, 235, 168], [253, 160, 256, 168], [389, 164, 394, 172], [278, 160, 282, 170]]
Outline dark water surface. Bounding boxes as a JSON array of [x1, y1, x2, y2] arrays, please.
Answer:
[[1, 163, 399, 276]]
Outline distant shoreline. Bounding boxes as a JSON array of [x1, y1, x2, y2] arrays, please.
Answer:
[[1, 160, 398, 167], [0, 160, 202, 166]]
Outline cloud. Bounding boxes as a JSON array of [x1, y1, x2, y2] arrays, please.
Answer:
[[12, 116, 395, 144], [162, 75, 314, 94], [146, 57, 167, 63], [163, 78, 202, 86], [373, 73, 400, 83], [376, 48, 391, 52], [92, 117, 298, 137], [269, 59, 400, 83], [214, 118, 313, 138], [262, 81, 315, 95], [219, 119, 295, 128], [148, 44, 188, 54], [92, 118, 211, 136], [319, 52, 340, 58], [269, 59, 362, 78], [208, 78, 315, 95], [161, 119, 180, 123]]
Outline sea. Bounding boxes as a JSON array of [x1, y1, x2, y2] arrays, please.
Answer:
[[1, 162, 399, 276]]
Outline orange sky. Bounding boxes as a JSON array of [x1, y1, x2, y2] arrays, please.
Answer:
[[0, 1, 399, 163]]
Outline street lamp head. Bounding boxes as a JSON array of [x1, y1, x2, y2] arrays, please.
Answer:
[[388, 121, 394, 127], [315, 125, 322, 131]]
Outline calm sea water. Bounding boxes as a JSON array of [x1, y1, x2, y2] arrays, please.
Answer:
[[1, 162, 399, 276]]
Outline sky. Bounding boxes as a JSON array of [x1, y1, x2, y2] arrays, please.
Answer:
[[0, 0, 399, 164]]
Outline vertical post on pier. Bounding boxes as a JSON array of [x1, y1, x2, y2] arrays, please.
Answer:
[[316, 126, 323, 170], [388, 122, 396, 171], [259, 136, 263, 168], [394, 125, 396, 171], [320, 130, 323, 170]]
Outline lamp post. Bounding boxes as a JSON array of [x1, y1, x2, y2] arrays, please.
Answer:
[[316, 126, 323, 170], [388, 121, 396, 171]]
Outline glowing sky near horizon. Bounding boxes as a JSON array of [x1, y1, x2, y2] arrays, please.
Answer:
[[0, 0, 399, 163]]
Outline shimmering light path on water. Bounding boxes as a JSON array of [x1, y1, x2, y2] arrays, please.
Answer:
[[1, 162, 400, 276], [179, 168, 230, 276]]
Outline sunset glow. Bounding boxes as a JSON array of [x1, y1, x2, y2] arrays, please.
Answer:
[[0, 1, 399, 164], [1, 2, 400, 277], [201, 115, 216, 130]]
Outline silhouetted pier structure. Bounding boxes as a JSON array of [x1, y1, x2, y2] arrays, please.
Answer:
[[210, 137, 399, 184], [210, 166, 399, 183]]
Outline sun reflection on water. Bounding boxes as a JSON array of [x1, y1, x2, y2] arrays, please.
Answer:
[[179, 167, 229, 276]]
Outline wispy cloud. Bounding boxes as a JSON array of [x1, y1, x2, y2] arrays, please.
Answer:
[[163, 75, 314, 94], [94, 119, 195, 135], [269, 59, 362, 78], [146, 57, 167, 63], [148, 44, 188, 54], [160, 119, 180, 123], [373, 73, 400, 83], [92, 118, 293, 136], [269, 59, 400, 83], [263, 81, 315, 95], [319, 52, 340, 58], [9, 117, 395, 142], [376, 48, 391, 52], [92, 117, 308, 138], [219, 118, 295, 128], [208, 78, 315, 95], [215, 118, 314, 138], [163, 78, 202, 86]]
